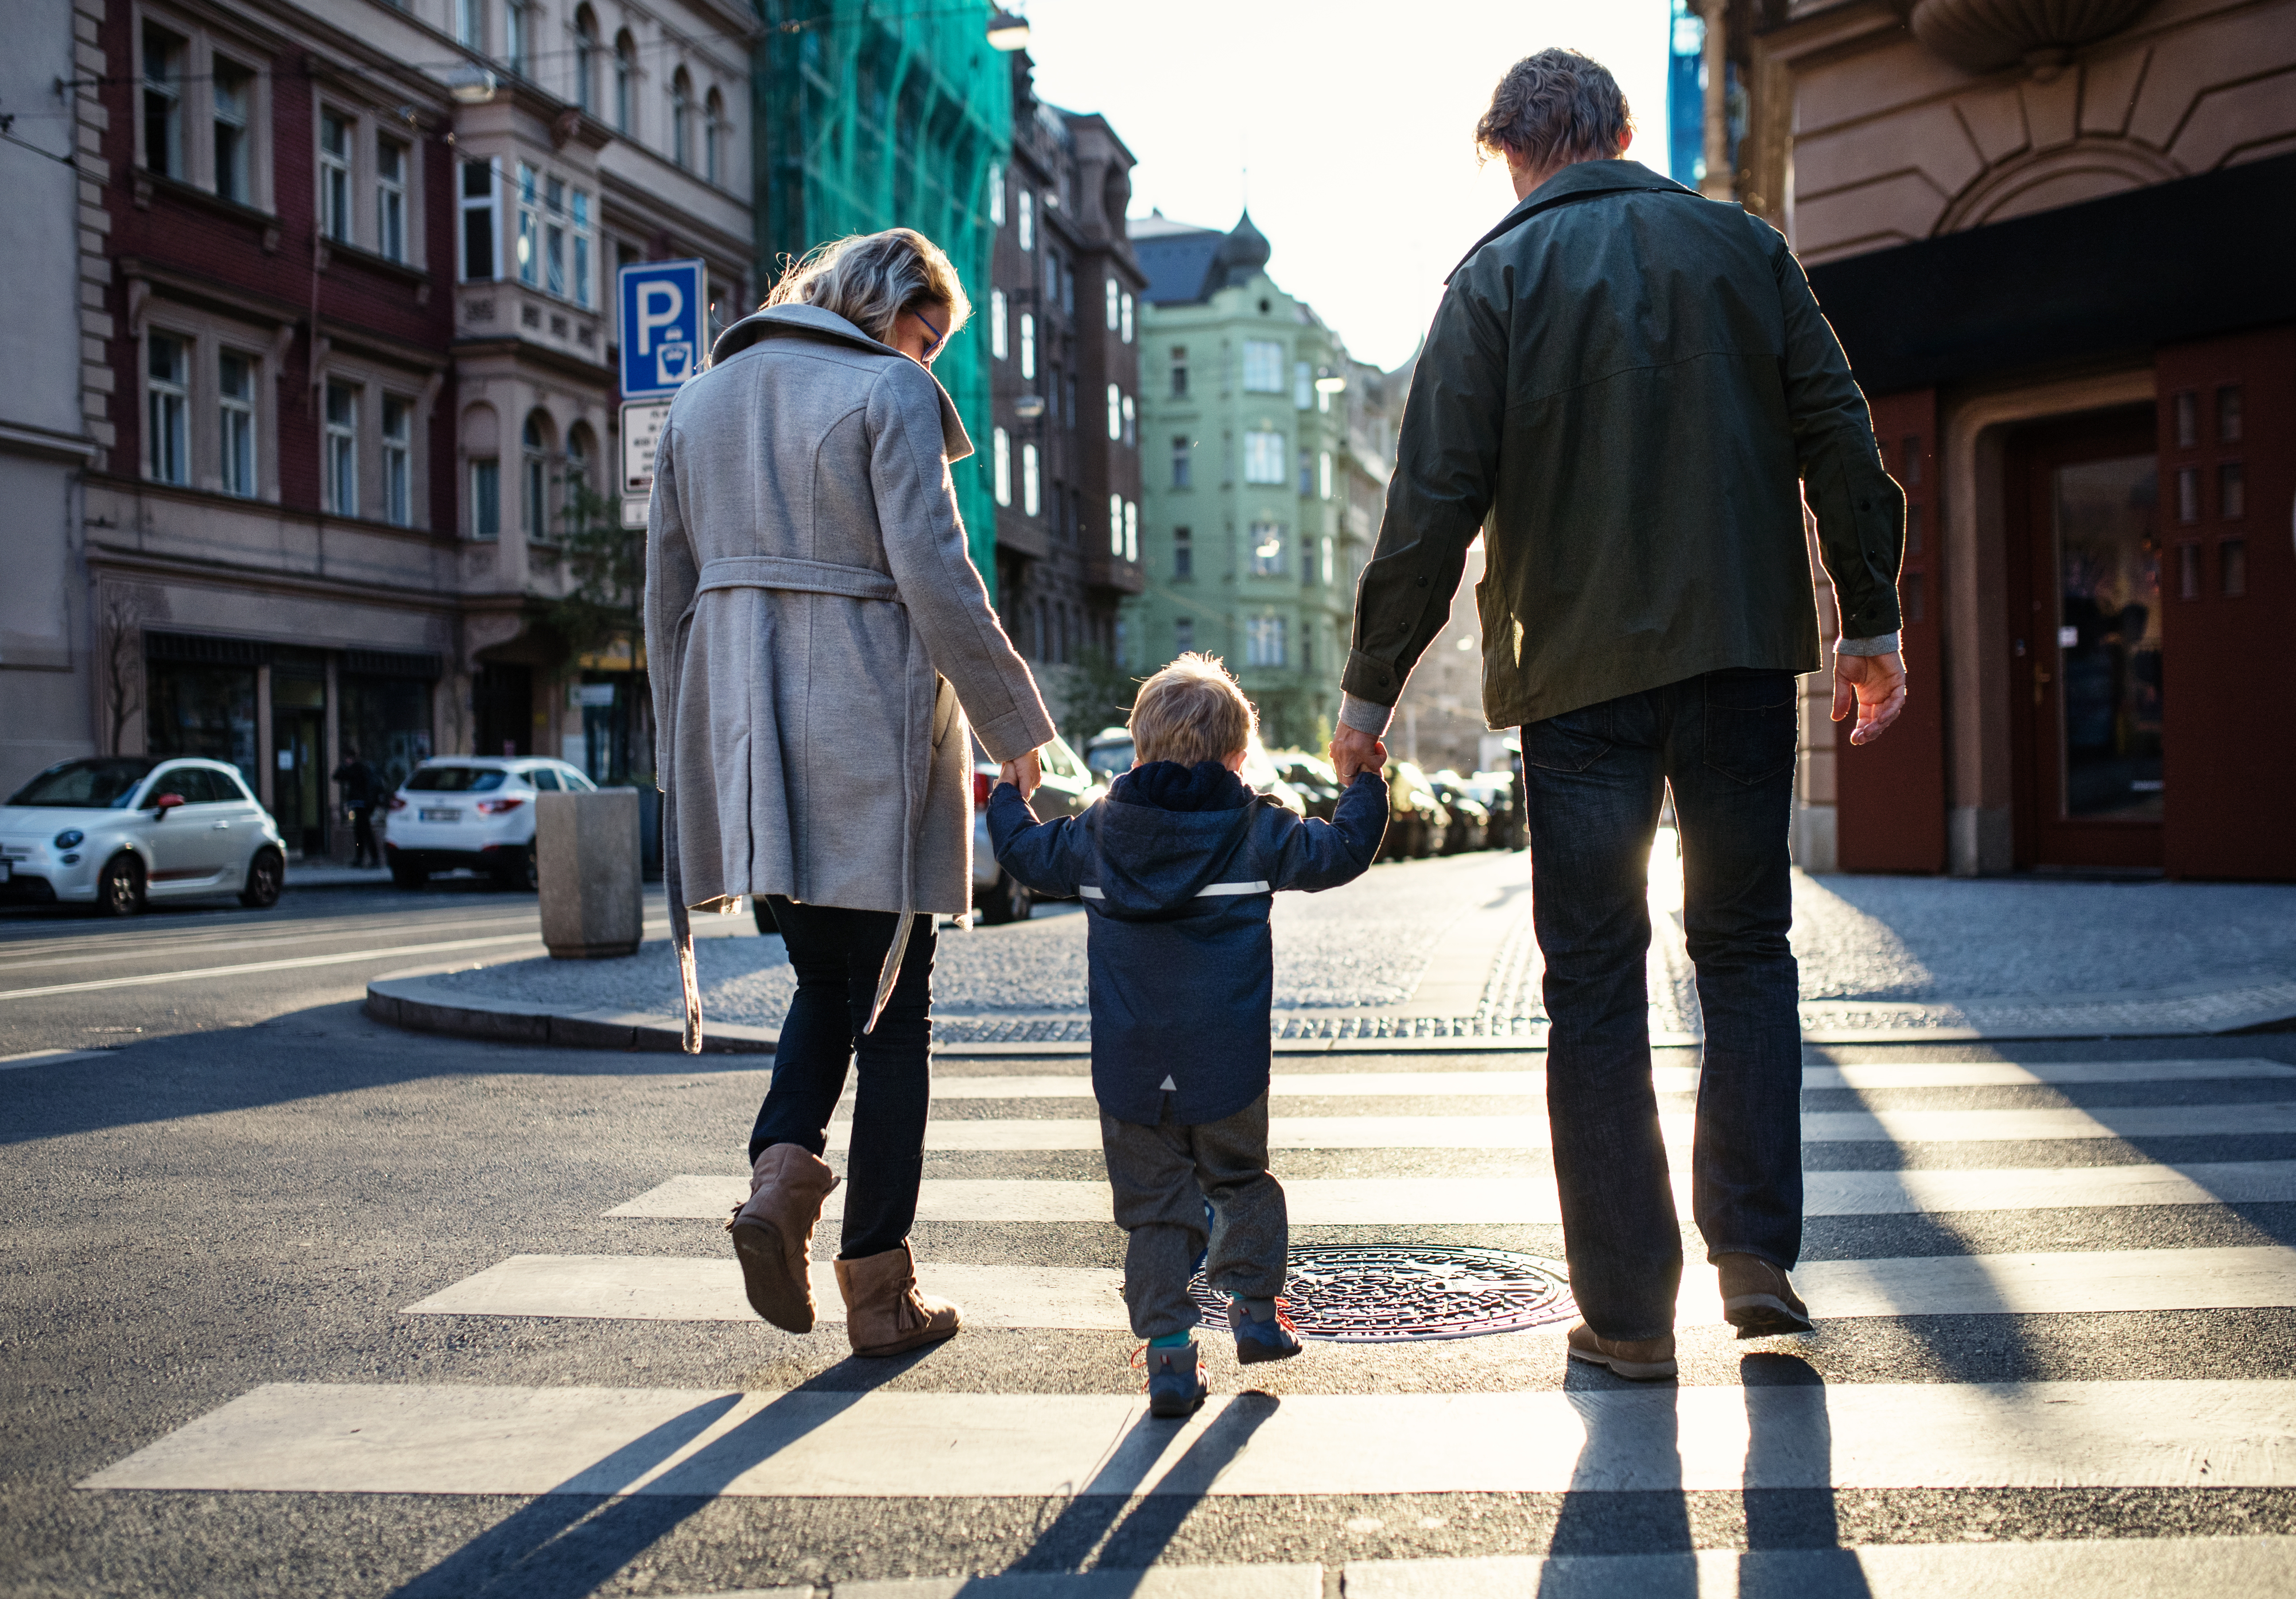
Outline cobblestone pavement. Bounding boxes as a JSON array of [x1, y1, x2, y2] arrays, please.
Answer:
[[413, 845, 2296, 1043]]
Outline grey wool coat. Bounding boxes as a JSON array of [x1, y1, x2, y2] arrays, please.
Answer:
[[645, 304, 1055, 1045]]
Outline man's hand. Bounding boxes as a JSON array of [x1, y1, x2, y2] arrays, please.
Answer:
[[1832, 651, 1907, 746], [999, 749, 1042, 799], [1329, 725, 1389, 785]]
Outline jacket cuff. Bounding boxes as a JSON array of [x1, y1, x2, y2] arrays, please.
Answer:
[[1836, 632, 1902, 657], [1341, 647, 1404, 706], [972, 703, 1058, 765], [1338, 692, 1394, 738]]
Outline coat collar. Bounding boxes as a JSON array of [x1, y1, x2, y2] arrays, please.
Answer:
[[707, 304, 973, 462], [1445, 158, 1699, 283]]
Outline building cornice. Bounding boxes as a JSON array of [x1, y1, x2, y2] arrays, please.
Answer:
[[0, 421, 100, 464]]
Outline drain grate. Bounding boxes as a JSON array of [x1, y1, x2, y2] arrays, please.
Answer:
[[1188, 1245, 1575, 1342]]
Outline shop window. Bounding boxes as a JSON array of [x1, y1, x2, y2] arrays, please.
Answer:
[[146, 332, 189, 485], [213, 60, 252, 203], [2217, 385, 2243, 444], [2220, 539, 2247, 598], [319, 112, 352, 243], [147, 659, 258, 789], [340, 674, 434, 794], [142, 23, 185, 179], [382, 396, 413, 525], [324, 381, 359, 514], [219, 351, 257, 497]]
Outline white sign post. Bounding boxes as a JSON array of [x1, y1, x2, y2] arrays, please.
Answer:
[[620, 397, 672, 529]]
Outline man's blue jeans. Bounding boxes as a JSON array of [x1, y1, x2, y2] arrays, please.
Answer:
[[1522, 667, 1804, 1342]]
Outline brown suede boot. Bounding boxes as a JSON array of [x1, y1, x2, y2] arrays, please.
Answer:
[[833, 1241, 963, 1357], [1565, 1321, 1678, 1381], [725, 1144, 839, 1333], [1717, 1253, 1814, 1337]]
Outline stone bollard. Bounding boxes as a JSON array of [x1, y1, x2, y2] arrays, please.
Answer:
[[537, 788, 642, 959]]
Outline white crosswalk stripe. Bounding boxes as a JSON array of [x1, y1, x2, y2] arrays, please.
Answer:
[[81, 1045, 2296, 1595]]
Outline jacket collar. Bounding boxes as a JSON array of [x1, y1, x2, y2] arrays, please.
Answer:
[[707, 304, 973, 462], [1445, 158, 1698, 283]]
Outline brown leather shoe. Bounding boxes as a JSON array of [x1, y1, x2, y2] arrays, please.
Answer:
[[834, 1240, 963, 1358], [1717, 1253, 1814, 1337], [726, 1144, 839, 1333], [1565, 1321, 1678, 1381]]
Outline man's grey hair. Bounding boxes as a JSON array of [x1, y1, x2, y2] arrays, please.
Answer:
[[1475, 48, 1633, 172], [761, 227, 972, 350]]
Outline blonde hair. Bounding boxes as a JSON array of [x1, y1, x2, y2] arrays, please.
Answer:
[[1128, 653, 1257, 768], [762, 227, 971, 347]]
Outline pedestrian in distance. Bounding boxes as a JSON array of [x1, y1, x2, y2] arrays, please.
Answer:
[[332, 748, 379, 869], [645, 227, 1057, 1358], [988, 654, 1389, 1415], [1331, 50, 1910, 1380]]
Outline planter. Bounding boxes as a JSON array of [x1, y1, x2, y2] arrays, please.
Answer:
[[537, 788, 643, 959]]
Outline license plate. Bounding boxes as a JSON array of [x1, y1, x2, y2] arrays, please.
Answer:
[[418, 808, 459, 823]]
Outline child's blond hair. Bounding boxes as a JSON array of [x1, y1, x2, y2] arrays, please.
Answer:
[[1128, 653, 1257, 767]]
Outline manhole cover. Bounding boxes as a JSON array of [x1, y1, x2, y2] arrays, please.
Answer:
[[1187, 1245, 1575, 1342]]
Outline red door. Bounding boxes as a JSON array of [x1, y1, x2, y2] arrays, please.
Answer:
[[2157, 328, 2296, 881], [1836, 388, 1946, 873], [2005, 405, 2164, 870]]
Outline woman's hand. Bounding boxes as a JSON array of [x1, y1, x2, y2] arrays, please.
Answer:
[[1000, 749, 1043, 800]]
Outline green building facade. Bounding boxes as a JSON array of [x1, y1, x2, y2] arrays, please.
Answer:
[[1127, 213, 1359, 750], [754, 1, 1010, 590]]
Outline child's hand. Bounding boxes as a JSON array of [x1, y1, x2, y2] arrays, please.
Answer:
[[1000, 750, 1042, 799]]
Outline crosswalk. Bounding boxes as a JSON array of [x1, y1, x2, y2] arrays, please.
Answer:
[[82, 1048, 2296, 1595]]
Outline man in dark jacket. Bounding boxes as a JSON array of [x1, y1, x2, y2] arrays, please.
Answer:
[[1331, 50, 1909, 1380], [990, 654, 1385, 1415], [332, 748, 379, 869]]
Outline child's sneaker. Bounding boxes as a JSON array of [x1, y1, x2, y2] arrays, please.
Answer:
[[1141, 1341, 1208, 1417], [1229, 1299, 1303, 1364]]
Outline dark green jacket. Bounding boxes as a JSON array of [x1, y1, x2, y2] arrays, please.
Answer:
[[1343, 160, 1904, 727]]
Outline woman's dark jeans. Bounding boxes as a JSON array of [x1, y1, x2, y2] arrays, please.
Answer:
[[1522, 667, 1804, 1342], [749, 898, 936, 1260]]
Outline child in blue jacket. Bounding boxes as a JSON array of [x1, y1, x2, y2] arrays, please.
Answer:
[[987, 653, 1386, 1416]]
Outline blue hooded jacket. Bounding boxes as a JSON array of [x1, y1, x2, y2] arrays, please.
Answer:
[[987, 762, 1387, 1124]]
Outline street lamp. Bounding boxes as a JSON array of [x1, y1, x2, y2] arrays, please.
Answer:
[[447, 64, 499, 104], [985, 9, 1030, 51]]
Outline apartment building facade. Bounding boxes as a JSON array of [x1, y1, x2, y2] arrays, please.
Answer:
[[1131, 211, 1356, 751], [980, 54, 1146, 739], [24, 0, 754, 854]]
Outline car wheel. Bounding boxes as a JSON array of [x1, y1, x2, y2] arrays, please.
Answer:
[[389, 859, 427, 890], [239, 847, 284, 909], [976, 869, 1033, 926], [97, 853, 145, 917], [495, 845, 538, 892]]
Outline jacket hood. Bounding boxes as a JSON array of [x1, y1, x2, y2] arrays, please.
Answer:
[[705, 304, 972, 462], [1086, 783, 1265, 919], [1109, 760, 1252, 813], [1446, 158, 1696, 283]]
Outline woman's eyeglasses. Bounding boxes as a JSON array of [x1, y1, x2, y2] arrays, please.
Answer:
[[912, 308, 948, 364]]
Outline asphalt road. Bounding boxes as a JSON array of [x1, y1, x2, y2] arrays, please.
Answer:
[[5, 872, 2296, 1597]]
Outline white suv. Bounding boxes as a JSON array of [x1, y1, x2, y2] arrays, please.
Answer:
[[0, 756, 287, 916], [381, 757, 596, 891]]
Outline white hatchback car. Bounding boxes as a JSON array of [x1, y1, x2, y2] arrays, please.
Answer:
[[381, 756, 596, 890], [0, 755, 287, 915]]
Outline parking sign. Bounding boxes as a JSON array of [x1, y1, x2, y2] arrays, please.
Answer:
[[618, 258, 707, 400]]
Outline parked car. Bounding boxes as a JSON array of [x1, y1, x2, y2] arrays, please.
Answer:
[[0, 755, 286, 916], [1467, 769, 1525, 850], [1269, 752, 1344, 821], [381, 757, 597, 891], [1081, 728, 1305, 816], [1381, 760, 1452, 860], [971, 731, 1102, 924], [1429, 772, 1490, 853], [1082, 726, 1134, 784]]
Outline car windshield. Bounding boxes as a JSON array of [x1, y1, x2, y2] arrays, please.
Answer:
[[7, 757, 158, 809], [1084, 738, 1134, 778], [406, 766, 508, 793]]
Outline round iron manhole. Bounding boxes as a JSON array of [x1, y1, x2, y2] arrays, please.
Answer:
[[1187, 1245, 1576, 1343]]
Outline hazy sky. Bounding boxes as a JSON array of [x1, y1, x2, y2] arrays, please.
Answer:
[[1019, 1, 1675, 371]]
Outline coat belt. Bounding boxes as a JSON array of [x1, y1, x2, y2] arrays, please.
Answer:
[[695, 555, 899, 603]]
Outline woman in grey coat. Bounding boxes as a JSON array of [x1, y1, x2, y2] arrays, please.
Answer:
[[645, 229, 1056, 1357]]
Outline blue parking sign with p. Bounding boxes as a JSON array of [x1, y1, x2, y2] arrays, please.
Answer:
[[619, 259, 707, 400]]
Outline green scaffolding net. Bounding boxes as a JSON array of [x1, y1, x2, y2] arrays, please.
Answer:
[[756, 1, 1011, 598]]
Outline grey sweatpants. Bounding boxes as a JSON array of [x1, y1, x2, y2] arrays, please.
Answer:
[[1100, 1092, 1289, 1339]]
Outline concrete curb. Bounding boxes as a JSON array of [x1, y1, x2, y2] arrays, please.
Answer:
[[364, 974, 777, 1055]]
